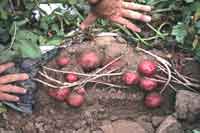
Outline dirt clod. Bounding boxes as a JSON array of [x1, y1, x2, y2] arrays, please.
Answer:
[[175, 90, 200, 122], [1, 36, 200, 132], [156, 115, 184, 133], [112, 120, 148, 133], [152, 116, 165, 127]]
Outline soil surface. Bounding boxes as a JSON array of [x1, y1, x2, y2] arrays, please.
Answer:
[[0, 36, 200, 133]]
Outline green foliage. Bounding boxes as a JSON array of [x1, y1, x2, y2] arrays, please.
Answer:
[[13, 30, 41, 58], [184, 0, 194, 3], [0, 0, 88, 63], [172, 22, 187, 44], [195, 48, 200, 63], [142, 0, 200, 61], [193, 130, 200, 133], [195, 21, 200, 34], [0, 103, 7, 113]]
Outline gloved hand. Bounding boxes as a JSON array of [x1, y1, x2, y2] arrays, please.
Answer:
[[0, 63, 28, 101], [80, 0, 152, 32]]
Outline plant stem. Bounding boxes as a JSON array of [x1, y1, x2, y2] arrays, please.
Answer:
[[143, 33, 168, 41], [89, 80, 129, 88], [146, 23, 165, 39], [136, 47, 172, 94], [33, 78, 58, 88], [134, 32, 150, 46], [43, 66, 123, 77], [8, 22, 16, 50]]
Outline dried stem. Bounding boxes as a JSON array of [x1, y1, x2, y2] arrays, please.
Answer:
[[168, 84, 177, 92], [184, 76, 200, 83], [155, 75, 198, 92], [174, 69, 191, 84], [39, 70, 123, 87], [95, 55, 123, 74], [43, 66, 122, 77], [33, 78, 58, 88], [158, 65, 200, 88], [38, 71, 66, 85], [89, 80, 129, 88], [43, 66, 90, 77], [136, 47, 172, 94]]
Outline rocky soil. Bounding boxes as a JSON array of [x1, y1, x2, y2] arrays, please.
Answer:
[[0, 36, 200, 133]]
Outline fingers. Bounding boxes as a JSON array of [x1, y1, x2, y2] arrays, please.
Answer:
[[122, 2, 151, 12], [0, 73, 29, 84], [0, 92, 20, 101], [80, 12, 98, 30], [0, 63, 14, 74], [110, 16, 141, 32], [122, 9, 151, 22], [0, 84, 27, 94]]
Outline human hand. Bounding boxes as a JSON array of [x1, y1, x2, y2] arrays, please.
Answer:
[[0, 63, 29, 101], [80, 0, 152, 32]]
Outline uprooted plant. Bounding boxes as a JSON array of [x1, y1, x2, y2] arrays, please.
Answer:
[[33, 46, 200, 108]]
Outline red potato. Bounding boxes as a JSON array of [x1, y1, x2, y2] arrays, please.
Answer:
[[138, 60, 157, 77], [66, 93, 85, 107], [56, 57, 70, 66], [65, 73, 78, 83], [48, 88, 70, 101], [139, 78, 158, 92], [144, 92, 162, 108], [75, 87, 86, 95], [79, 51, 101, 72], [122, 71, 140, 86]]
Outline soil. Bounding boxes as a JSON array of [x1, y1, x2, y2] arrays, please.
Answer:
[[0, 36, 200, 133]]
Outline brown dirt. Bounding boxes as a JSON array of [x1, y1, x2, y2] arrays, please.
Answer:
[[0, 36, 200, 133]]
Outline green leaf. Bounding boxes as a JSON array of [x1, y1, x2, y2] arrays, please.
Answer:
[[13, 40, 41, 58], [38, 35, 47, 45], [195, 21, 200, 34], [15, 30, 38, 42], [51, 23, 60, 33], [45, 37, 63, 45], [195, 48, 200, 63], [68, 0, 77, 5], [193, 130, 200, 133], [12, 30, 41, 58], [184, 0, 194, 3], [0, 9, 8, 20], [0, 103, 7, 113], [0, 49, 18, 64], [0, 27, 9, 43], [172, 22, 188, 44]]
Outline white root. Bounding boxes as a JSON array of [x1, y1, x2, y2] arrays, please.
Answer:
[[43, 66, 91, 77], [86, 80, 129, 88], [95, 55, 123, 74], [136, 47, 172, 94], [136, 47, 200, 93], [155, 75, 198, 92], [38, 71, 66, 85], [38, 56, 126, 90], [38, 46, 199, 94], [33, 78, 58, 89]]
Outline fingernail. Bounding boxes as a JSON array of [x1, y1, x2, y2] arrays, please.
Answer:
[[145, 16, 151, 22], [15, 97, 20, 101], [22, 73, 29, 79], [23, 89, 27, 93], [137, 28, 142, 33]]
